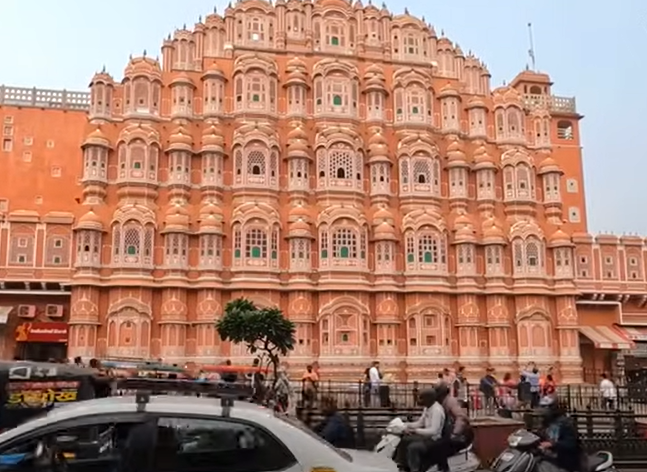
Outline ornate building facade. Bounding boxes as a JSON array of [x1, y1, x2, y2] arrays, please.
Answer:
[[0, 0, 642, 381]]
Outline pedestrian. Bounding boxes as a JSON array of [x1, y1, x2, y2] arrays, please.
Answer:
[[368, 361, 381, 407], [453, 366, 469, 409], [599, 373, 616, 410], [301, 364, 319, 408], [479, 367, 497, 412]]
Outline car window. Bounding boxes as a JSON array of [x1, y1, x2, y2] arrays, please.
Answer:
[[158, 417, 297, 472], [275, 413, 353, 462], [0, 421, 136, 466]]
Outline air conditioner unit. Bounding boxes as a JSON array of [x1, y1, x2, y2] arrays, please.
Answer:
[[17, 305, 36, 318], [46, 304, 64, 318]]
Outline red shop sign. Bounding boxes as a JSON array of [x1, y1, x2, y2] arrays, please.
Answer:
[[15, 322, 68, 343]]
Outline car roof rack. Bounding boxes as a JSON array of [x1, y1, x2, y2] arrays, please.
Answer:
[[116, 378, 251, 416]]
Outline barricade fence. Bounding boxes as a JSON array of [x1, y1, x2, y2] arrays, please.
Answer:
[[292, 380, 647, 415]]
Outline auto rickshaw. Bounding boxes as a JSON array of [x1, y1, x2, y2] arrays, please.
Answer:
[[0, 360, 111, 430]]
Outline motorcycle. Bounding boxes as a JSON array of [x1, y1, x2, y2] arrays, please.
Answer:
[[491, 429, 615, 472], [374, 418, 480, 472]]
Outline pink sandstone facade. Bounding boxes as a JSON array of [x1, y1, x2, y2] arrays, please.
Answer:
[[0, 0, 642, 381]]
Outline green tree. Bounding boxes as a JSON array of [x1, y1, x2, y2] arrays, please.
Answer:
[[216, 298, 295, 386]]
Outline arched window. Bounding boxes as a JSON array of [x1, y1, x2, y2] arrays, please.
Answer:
[[233, 145, 279, 189], [503, 164, 536, 202], [399, 156, 441, 196], [512, 237, 545, 276], [111, 221, 154, 269], [404, 229, 447, 273], [232, 222, 279, 269], [233, 71, 277, 113], [316, 144, 363, 191], [319, 223, 367, 268]]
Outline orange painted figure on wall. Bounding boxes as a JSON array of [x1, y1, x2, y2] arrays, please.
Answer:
[[0, 0, 641, 381]]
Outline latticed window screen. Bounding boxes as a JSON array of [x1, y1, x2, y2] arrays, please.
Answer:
[[320, 231, 329, 258], [418, 234, 437, 263], [245, 228, 267, 259], [246, 150, 266, 183], [123, 227, 140, 262], [328, 149, 353, 183], [233, 228, 242, 260], [332, 228, 356, 259]]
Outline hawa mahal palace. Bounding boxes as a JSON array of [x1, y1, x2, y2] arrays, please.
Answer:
[[0, 0, 643, 381]]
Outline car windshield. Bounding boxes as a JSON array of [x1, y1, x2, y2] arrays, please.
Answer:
[[275, 414, 353, 462]]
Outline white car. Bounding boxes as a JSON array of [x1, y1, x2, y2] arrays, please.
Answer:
[[0, 393, 395, 472]]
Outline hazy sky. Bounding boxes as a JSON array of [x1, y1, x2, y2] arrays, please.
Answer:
[[1, 0, 645, 234]]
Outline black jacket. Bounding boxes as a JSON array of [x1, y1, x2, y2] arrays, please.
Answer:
[[545, 416, 581, 472]]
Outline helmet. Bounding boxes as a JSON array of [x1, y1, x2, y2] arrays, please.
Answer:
[[538, 395, 560, 424]]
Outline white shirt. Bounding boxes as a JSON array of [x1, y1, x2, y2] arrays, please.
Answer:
[[407, 403, 446, 439], [368, 366, 381, 386], [600, 378, 616, 399]]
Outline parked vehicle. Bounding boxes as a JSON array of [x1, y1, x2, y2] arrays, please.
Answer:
[[0, 360, 111, 430], [0, 380, 392, 472], [490, 429, 615, 472]]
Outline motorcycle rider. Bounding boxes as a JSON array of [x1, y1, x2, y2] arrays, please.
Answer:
[[538, 395, 581, 472], [394, 388, 446, 472], [433, 383, 474, 472]]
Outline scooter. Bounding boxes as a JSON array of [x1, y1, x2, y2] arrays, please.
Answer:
[[490, 429, 615, 472], [374, 418, 480, 472]]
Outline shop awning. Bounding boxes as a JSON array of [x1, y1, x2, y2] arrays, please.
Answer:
[[0, 307, 13, 324], [615, 326, 647, 342], [579, 326, 634, 350]]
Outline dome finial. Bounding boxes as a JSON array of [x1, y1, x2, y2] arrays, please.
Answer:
[[143, 49, 147, 57]]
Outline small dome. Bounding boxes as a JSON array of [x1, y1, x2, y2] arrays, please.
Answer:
[[286, 56, 307, 70], [287, 125, 310, 157], [124, 56, 162, 81], [198, 202, 223, 234], [82, 128, 111, 148], [170, 72, 194, 87], [548, 228, 572, 248], [168, 126, 193, 151], [538, 156, 562, 175], [438, 82, 460, 98], [453, 212, 472, 228], [374, 221, 397, 240], [466, 96, 486, 110], [473, 145, 496, 170], [446, 139, 468, 167], [455, 225, 475, 243], [483, 219, 506, 243], [287, 125, 308, 141], [368, 129, 388, 157], [89, 70, 114, 86], [164, 204, 190, 231], [200, 201, 223, 218], [75, 209, 104, 231], [202, 62, 225, 79], [289, 219, 310, 233], [373, 206, 393, 222], [201, 125, 224, 152], [289, 202, 310, 221]]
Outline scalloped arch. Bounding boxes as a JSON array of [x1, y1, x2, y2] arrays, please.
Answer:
[[233, 53, 278, 76], [401, 208, 446, 232], [111, 203, 156, 227], [107, 298, 152, 318], [318, 296, 369, 321], [231, 202, 281, 227], [317, 204, 367, 227], [312, 58, 359, 78]]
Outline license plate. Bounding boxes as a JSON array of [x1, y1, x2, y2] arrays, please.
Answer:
[[500, 453, 514, 462]]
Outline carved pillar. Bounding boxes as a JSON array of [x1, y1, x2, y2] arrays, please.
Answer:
[[68, 287, 101, 360], [286, 291, 315, 373], [486, 295, 513, 375], [193, 289, 222, 363], [158, 288, 188, 363], [456, 295, 482, 370], [374, 293, 401, 375], [555, 296, 583, 383]]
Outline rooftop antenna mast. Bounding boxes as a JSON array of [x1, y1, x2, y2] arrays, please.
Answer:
[[527, 22, 536, 71]]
